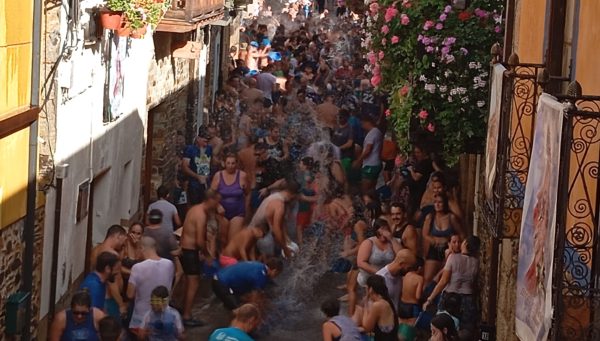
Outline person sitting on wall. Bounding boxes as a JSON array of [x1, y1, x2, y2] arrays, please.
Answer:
[[49, 291, 106, 341]]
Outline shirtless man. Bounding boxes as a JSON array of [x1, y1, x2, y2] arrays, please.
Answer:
[[90, 225, 128, 319], [219, 225, 268, 267], [399, 258, 424, 324], [179, 189, 222, 327], [315, 94, 339, 129], [390, 202, 419, 256], [245, 42, 270, 72], [248, 180, 300, 258]]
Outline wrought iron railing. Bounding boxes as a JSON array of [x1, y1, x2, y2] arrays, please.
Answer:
[[552, 86, 600, 340], [484, 53, 545, 239]]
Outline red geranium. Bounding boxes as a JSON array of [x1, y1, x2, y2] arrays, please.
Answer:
[[458, 11, 472, 21]]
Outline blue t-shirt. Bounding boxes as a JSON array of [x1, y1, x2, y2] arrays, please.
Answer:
[[79, 272, 106, 310], [216, 261, 269, 295], [209, 327, 254, 341], [183, 144, 212, 187], [141, 306, 184, 341]]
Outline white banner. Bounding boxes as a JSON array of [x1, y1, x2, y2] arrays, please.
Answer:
[[515, 93, 565, 341], [484, 63, 506, 201]]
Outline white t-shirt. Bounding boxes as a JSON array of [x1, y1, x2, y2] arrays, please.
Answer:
[[256, 72, 278, 100], [129, 258, 175, 328], [376, 265, 401, 311], [148, 199, 178, 231], [363, 127, 383, 167]]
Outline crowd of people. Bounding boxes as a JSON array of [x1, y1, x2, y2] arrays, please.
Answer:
[[50, 1, 482, 340]]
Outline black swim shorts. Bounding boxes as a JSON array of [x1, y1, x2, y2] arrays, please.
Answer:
[[180, 248, 202, 275]]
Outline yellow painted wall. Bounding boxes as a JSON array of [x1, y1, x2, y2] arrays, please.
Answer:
[[514, 0, 547, 63], [0, 0, 33, 118], [575, 1, 600, 95], [0, 127, 30, 228], [0, 0, 34, 227]]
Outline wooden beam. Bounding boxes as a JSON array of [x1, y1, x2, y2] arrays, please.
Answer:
[[0, 106, 40, 138]]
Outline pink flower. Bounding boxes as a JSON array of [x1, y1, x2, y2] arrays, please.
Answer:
[[460, 47, 469, 55], [385, 109, 392, 117], [391, 35, 400, 44], [371, 74, 382, 87], [400, 14, 410, 25], [399, 85, 410, 96], [423, 20, 435, 30], [441, 46, 450, 55], [381, 38, 387, 45], [378, 51, 385, 60], [444, 5, 452, 13], [474, 8, 489, 18], [367, 51, 377, 65], [373, 65, 381, 75], [369, 2, 379, 14], [439, 13, 447, 22], [381, 25, 390, 34], [418, 110, 429, 120], [427, 123, 435, 132], [494, 26, 502, 33], [384, 7, 398, 22], [435, 23, 443, 30], [421, 36, 431, 45], [425, 46, 435, 53], [402, 0, 411, 8]]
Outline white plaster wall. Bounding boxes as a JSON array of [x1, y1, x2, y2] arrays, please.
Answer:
[[40, 1, 154, 315]]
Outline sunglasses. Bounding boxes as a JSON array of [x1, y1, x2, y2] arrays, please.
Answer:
[[72, 310, 89, 316]]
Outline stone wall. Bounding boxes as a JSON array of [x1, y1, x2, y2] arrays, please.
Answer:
[[148, 86, 191, 197], [0, 207, 44, 338]]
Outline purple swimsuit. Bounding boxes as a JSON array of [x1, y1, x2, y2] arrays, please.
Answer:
[[218, 170, 246, 220]]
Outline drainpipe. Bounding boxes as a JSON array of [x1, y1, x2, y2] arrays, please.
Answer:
[[22, 0, 42, 336], [48, 177, 63, 320]]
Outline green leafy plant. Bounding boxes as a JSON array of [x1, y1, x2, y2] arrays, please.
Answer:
[[365, 0, 504, 164], [121, 0, 172, 31], [106, 0, 129, 12]]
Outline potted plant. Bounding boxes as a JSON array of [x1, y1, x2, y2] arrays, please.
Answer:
[[100, 0, 129, 30], [119, 0, 171, 39]]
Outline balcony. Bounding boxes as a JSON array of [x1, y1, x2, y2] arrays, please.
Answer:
[[156, 0, 225, 33]]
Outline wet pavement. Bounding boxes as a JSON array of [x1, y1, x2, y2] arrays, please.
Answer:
[[186, 272, 346, 340]]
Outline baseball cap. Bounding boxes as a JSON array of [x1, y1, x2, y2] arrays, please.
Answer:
[[250, 41, 259, 48]]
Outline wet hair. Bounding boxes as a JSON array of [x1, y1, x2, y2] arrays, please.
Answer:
[[430, 313, 459, 341], [301, 156, 315, 171], [373, 218, 390, 230], [283, 179, 301, 195], [129, 222, 144, 233], [390, 202, 406, 212], [98, 316, 122, 341], [360, 113, 375, 124], [95, 251, 120, 273], [71, 290, 92, 308], [465, 236, 481, 257], [234, 304, 261, 323], [366, 201, 382, 220], [151, 285, 169, 299], [148, 209, 163, 224], [433, 192, 450, 214], [156, 185, 169, 199], [266, 257, 284, 273], [224, 153, 238, 162], [366, 275, 398, 328], [204, 188, 221, 201], [105, 224, 126, 240], [320, 298, 340, 318], [338, 108, 350, 120]]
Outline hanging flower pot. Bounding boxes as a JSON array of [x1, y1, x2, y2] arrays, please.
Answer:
[[130, 25, 147, 39], [116, 22, 132, 37], [99, 8, 123, 30]]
